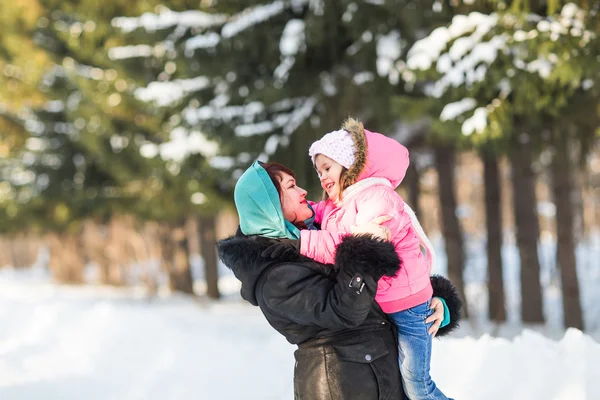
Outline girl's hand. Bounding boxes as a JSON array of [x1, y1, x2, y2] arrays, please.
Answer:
[[426, 297, 445, 337], [350, 216, 392, 240]]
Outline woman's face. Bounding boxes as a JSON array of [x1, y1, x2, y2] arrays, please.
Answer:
[[278, 172, 313, 223]]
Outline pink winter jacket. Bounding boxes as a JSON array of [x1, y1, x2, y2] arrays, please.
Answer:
[[300, 129, 433, 314]]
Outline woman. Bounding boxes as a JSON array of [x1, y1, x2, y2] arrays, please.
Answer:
[[217, 161, 461, 400]]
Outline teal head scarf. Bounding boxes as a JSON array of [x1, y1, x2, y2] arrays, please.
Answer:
[[234, 161, 301, 239]]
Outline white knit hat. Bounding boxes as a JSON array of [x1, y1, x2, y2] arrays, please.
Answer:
[[308, 129, 356, 169]]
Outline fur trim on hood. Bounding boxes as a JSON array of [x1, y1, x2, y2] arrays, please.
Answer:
[[340, 118, 367, 189], [340, 117, 410, 189]]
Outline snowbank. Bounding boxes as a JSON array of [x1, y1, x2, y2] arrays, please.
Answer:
[[0, 267, 598, 399]]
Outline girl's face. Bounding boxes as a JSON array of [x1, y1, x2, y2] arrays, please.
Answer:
[[278, 172, 313, 223], [314, 154, 344, 201]]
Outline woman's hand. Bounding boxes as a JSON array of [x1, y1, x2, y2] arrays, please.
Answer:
[[426, 297, 445, 337], [350, 216, 392, 240]]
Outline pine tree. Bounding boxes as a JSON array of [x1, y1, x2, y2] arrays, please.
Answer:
[[0, 0, 52, 234], [111, 0, 454, 194], [2, 0, 225, 292], [405, 2, 599, 327]]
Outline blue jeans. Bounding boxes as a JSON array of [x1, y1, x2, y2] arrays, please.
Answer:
[[388, 300, 450, 400]]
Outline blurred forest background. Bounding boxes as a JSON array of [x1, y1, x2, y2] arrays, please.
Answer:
[[1, 0, 599, 332]]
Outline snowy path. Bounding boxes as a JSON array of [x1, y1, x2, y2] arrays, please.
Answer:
[[0, 269, 598, 400]]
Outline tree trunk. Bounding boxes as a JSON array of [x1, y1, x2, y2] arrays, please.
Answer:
[[47, 232, 84, 284], [406, 161, 422, 220], [434, 145, 468, 317], [511, 134, 544, 323], [158, 223, 175, 286], [9, 237, 19, 267], [199, 215, 220, 299], [551, 133, 583, 330], [482, 150, 506, 322], [173, 227, 194, 294], [82, 220, 110, 284], [159, 222, 194, 295], [570, 163, 584, 244], [0, 238, 9, 267], [98, 256, 111, 284]]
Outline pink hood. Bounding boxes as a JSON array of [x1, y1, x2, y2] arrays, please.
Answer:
[[356, 129, 409, 189], [334, 118, 410, 191]]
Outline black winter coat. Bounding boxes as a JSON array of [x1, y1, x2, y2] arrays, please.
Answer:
[[217, 232, 461, 400]]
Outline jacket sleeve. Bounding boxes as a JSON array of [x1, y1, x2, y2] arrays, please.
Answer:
[[299, 229, 346, 264], [261, 236, 401, 330]]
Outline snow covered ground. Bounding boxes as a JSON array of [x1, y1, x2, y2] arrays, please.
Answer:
[[0, 233, 599, 399]]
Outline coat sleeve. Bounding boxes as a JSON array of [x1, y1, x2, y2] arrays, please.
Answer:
[[261, 236, 401, 330], [431, 275, 462, 336], [299, 229, 346, 264], [261, 263, 377, 329]]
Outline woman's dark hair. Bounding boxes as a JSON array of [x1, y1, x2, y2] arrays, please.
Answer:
[[260, 161, 308, 229], [260, 162, 297, 198]]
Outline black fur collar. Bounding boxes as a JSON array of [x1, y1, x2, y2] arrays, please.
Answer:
[[217, 232, 318, 305], [217, 233, 309, 273]]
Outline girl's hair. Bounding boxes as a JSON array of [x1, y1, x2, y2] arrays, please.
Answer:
[[260, 161, 308, 229]]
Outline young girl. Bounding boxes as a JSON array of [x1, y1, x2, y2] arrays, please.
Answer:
[[299, 118, 450, 400]]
